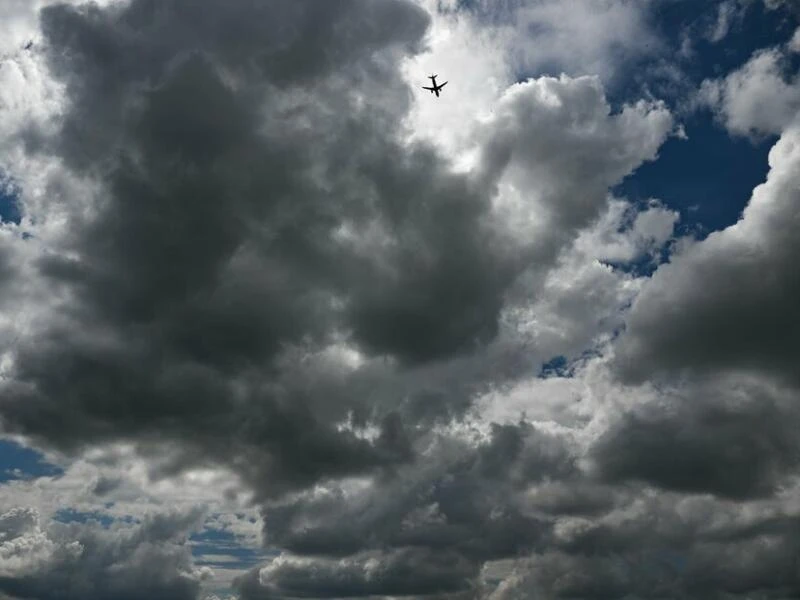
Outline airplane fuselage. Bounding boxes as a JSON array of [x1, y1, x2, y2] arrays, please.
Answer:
[[422, 74, 447, 98]]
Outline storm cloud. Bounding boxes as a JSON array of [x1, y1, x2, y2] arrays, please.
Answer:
[[2, 0, 800, 599]]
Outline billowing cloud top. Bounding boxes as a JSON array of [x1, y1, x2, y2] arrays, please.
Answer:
[[1, 1, 800, 599]]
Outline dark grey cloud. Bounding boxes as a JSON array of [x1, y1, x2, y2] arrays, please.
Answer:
[[487, 489, 800, 600], [602, 98, 800, 508], [260, 422, 570, 559], [33, 0, 505, 369], [227, 422, 581, 597], [0, 506, 206, 600], [0, 1, 579, 592], [601, 94, 800, 512], [591, 375, 800, 500], [3, 0, 767, 598], [91, 475, 121, 496], [242, 483, 800, 600], [236, 548, 479, 599], [0, 0, 671, 500], [524, 481, 620, 517], [2, 0, 511, 485], [613, 120, 800, 389]]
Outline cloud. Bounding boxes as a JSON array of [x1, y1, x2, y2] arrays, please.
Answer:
[[0, 0, 684, 595], [479, 75, 672, 232], [699, 46, 800, 137], [235, 420, 571, 598], [0, 507, 56, 577], [706, 0, 745, 43], [0, 506, 208, 600], [791, 27, 800, 52], [0, 1, 674, 595], [456, 0, 662, 85], [603, 72, 800, 503], [257, 421, 568, 557], [592, 374, 800, 499], [614, 118, 800, 387], [763, 0, 800, 15], [0, 0, 672, 495], [0, 0, 116, 56], [237, 549, 479, 599], [14, 1, 800, 599], [0, 444, 267, 596], [1, 0, 435, 483], [483, 479, 800, 598]]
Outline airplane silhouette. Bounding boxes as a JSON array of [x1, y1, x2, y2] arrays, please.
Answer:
[[422, 74, 447, 97], [0, 41, 35, 65]]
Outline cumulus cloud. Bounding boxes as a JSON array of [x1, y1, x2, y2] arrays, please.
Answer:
[[456, 0, 662, 85], [0, 505, 207, 600], [0, 508, 56, 577], [233, 420, 570, 598], [602, 26, 800, 518], [614, 118, 800, 387], [0, 443, 264, 596], [3, 0, 800, 599], [0, 0, 677, 594], [0, 0, 671, 489], [700, 46, 800, 137], [592, 374, 800, 499], [237, 549, 479, 599]]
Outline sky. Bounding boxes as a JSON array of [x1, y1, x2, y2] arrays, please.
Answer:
[[1, 0, 800, 599]]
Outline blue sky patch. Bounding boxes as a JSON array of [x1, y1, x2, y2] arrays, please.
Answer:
[[0, 168, 22, 225], [539, 355, 569, 378], [53, 508, 118, 527], [191, 527, 272, 569], [0, 439, 64, 483], [0, 184, 21, 225], [611, 0, 792, 240], [615, 113, 775, 241]]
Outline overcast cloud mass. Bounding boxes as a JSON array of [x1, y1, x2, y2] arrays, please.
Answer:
[[1, 0, 799, 598]]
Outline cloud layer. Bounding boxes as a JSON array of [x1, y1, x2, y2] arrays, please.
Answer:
[[1, 0, 800, 599]]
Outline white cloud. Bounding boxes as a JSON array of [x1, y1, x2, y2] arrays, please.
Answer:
[[0, 506, 210, 600], [706, 0, 742, 43], [700, 47, 800, 137], [581, 199, 679, 264], [483, 75, 673, 235], [475, 201, 677, 437], [0, 507, 57, 577], [402, 0, 666, 161], [402, 4, 513, 159], [486, 0, 662, 84], [790, 27, 800, 53], [0, 0, 120, 49]]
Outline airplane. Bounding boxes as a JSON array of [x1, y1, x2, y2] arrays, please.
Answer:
[[422, 74, 447, 97], [0, 41, 34, 66]]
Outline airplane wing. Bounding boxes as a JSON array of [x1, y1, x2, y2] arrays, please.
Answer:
[[422, 86, 435, 91], [438, 81, 448, 89]]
